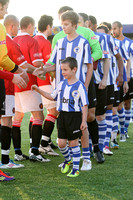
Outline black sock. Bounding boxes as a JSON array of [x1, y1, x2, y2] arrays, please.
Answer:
[[29, 121, 32, 148], [87, 119, 100, 152], [1, 126, 11, 164], [41, 120, 55, 147], [32, 124, 42, 155], [12, 126, 22, 155]]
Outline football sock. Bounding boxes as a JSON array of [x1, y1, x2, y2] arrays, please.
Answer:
[[111, 114, 119, 141], [104, 110, 113, 147], [1, 126, 11, 164], [59, 146, 71, 162], [71, 146, 80, 171], [32, 119, 43, 155], [82, 147, 90, 161], [41, 114, 56, 147], [118, 108, 125, 135], [29, 116, 33, 148], [12, 120, 22, 155], [97, 119, 107, 152], [125, 109, 131, 133], [87, 119, 99, 147]]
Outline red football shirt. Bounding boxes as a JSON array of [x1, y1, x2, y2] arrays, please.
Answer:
[[13, 32, 43, 92], [34, 33, 51, 86], [4, 34, 27, 95]]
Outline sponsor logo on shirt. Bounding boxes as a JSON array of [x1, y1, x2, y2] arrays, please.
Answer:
[[0, 40, 6, 45], [17, 55, 25, 61], [33, 53, 42, 58], [74, 46, 81, 54], [91, 36, 97, 40], [103, 50, 109, 54], [61, 97, 75, 105]]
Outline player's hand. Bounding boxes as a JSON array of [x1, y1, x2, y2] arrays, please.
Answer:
[[33, 65, 46, 77], [31, 84, 38, 91], [20, 69, 29, 84], [80, 121, 87, 131], [123, 81, 129, 94], [12, 73, 27, 89], [98, 79, 107, 90], [116, 74, 123, 87]]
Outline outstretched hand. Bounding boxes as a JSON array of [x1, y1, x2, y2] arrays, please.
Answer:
[[33, 65, 46, 80], [12, 73, 27, 89]]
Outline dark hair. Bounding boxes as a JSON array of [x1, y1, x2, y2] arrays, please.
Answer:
[[78, 13, 89, 22], [61, 11, 79, 26], [102, 22, 112, 31], [112, 21, 122, 28], [88, 15, 97, 25], [0, 0, 9, 6], [97, 24, 109, 34], [20, 16, 35, 29], [58, 6, 73, 15], [61, 57, 77, 70], [38, 15, 53, 32]]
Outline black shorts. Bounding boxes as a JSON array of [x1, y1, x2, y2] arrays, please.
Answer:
[[88, 75, 97, 109], [113, 91, 120, 107], [57, 111, 82, 141], [95, 84, 107, 116], [124, 78, 133, 100], [0, 79, 5, 115], [106, 85, 115, 105]]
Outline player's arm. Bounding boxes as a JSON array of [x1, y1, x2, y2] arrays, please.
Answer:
[[80, 105, 88, 131], [84, 63, 93, 90], [31, 84, 54, 101], [115, 53, 123, 86], [99, 58, 110, 89], [125, 59, 131, 82]]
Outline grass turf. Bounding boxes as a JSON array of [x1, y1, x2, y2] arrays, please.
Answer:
[[0, 112, 133, 200]]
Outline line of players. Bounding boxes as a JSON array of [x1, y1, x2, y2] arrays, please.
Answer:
[[0, 5, 133, 177]]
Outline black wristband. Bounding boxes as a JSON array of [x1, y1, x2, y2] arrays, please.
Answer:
[[10, 64, 18, 73]]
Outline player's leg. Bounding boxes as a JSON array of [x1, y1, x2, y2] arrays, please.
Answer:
[[95, 84, 107, 162], [38, 85, 58, 155], [104, 85, 114, 155]]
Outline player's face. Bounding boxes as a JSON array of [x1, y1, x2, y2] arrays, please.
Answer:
[[61, 63, 76, 80], [112, 23, 120, 38], [0, 2, 9, 20], [61, 20, 76, 34]]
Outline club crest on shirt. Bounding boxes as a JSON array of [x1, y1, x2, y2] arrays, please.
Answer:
[[74, 46, 81, 54], [72, 90, 80, 99]]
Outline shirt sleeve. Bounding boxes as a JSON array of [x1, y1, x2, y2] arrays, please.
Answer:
[[0, 24, 16, 72], [79, 83, 89, 107], [87, 29, 102, 62], [0, 70, 14, 81]]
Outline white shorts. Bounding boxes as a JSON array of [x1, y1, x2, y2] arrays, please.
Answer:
[[2, 95, 15, 117], [39, 85, 56, 110], [15, 90, 43, 113]]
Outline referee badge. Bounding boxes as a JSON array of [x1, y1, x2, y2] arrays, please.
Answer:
[[74, 46, 81, 54], [72, 90, 80, 99]]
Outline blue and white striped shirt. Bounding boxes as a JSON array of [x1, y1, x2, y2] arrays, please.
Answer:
[[113, 38, 129, 91], [49, 35, 92, 86], [51, 79, 89, 112], [122, 37, 133, 78], [93, 32, 111, 84]]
